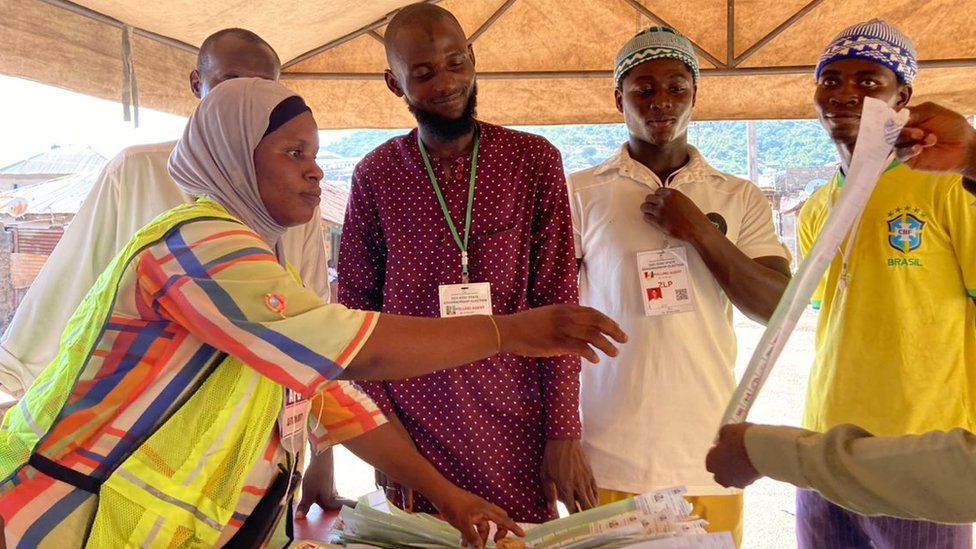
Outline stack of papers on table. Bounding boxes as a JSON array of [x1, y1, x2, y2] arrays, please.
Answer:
[[335, 487, 734, 548]]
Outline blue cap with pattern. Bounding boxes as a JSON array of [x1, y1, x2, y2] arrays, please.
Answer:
[[816, 19, 918, 84], [614, 26, 700, 87]]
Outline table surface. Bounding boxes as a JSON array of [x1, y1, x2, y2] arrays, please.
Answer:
[[293, 506, 341, 542]]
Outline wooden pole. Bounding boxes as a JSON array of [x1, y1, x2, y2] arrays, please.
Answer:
[[747, 120, 758, 182]]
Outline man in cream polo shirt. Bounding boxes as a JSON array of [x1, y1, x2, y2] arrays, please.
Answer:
[[570, 27, 791, 546]]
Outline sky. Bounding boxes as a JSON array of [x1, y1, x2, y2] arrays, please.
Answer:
[[0, 75, 188, 167], [0, 75, 359, 168]]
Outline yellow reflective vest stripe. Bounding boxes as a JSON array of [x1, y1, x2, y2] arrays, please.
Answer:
[[0, 199, 283, 547]]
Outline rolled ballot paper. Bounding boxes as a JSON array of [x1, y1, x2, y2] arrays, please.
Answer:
[[719, 96, 911, 429]]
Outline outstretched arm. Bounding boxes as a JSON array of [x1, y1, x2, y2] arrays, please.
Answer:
[[343, 305, 626, 381], [343, 422, 525, 548], [141, 222, 626, 395], [707, 422, 976, 524]]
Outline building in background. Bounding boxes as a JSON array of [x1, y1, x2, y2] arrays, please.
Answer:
[[0, 145, 106, 191], [319, 182, 349, 261], [318, 152, 358, 191], [775, 164, 839, 265], [0, 170, 102, 323], [0, 157, 352, 327]]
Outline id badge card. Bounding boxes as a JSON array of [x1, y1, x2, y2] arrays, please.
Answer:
[[278, 388, 308, 453], [438, 282, 493, 317], [636, 247, 696, 317]]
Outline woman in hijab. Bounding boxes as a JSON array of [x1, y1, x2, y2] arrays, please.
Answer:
[[0, 78, 625, 549]]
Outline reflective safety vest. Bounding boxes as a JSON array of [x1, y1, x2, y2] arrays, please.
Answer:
[[0, 199, 284, 547]]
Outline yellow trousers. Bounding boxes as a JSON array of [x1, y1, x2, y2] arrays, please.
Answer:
[[598, 488, 743, 548]]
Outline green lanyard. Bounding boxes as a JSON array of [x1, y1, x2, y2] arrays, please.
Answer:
[[418, 129, 480, 284]]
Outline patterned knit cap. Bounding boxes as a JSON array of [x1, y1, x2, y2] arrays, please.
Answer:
[[614, 26, 699, 87], [816, 18, 918, 84]]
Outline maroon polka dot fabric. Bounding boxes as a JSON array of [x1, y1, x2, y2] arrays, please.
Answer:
[[338, 122, 581, 522]]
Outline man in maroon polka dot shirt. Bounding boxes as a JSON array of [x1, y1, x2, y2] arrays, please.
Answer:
[[337, 2, 596, 523]]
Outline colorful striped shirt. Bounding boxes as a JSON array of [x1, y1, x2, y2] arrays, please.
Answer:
[[0, 213, 382, 546]]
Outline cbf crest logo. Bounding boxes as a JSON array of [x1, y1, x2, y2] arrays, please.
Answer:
[[887, 209, 926, 253]]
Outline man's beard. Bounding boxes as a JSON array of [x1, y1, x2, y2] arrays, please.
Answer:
[[407, 84, 478, 142]]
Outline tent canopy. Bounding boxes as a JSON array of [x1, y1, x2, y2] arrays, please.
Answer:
[[3, 0, 975, 128]]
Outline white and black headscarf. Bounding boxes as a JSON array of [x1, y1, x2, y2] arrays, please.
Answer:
[[168, 77, 311, 252]]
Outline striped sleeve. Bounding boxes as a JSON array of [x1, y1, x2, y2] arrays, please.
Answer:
[[307, 380, 387, 452], [134, 219, 378, 397]]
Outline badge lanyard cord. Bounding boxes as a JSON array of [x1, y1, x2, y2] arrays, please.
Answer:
[[657, 169, 681, 256], [825, 155, 895, 292], [280, 388, 301, 507], [826, 179, 864, 291], [418, 128, 480, 284]]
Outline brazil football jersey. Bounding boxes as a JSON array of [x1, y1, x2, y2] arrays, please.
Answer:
[[799, 162, 976, 436]]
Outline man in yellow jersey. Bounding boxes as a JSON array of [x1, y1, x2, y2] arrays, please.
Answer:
[[729, 19, 976, 548], [706, 100, 976, 527]]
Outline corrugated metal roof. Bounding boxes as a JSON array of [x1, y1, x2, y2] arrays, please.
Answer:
[[14, 227, 64, 254], [11, 252, 50, 289], [0, 145, 107, 176], [0, 168, 350, 225], [0, 170, 100, 216]]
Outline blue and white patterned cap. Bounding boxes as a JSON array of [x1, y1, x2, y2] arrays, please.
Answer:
[[816, 19, 918, 84], [614, 26, 700, 87]]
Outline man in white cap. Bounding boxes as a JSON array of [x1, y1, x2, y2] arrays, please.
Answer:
[[569, 26, 791, 546]]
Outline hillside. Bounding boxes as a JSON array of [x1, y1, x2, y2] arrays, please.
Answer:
[[321, 120, 838, 179]]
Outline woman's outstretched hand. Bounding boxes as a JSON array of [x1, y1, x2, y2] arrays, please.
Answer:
[[496, 304, 628, 363]]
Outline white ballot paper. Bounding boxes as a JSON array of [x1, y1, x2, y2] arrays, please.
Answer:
[[719, 97, 910, 428], [625, 533, 735, 548], [335, 486, 732, 548]]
